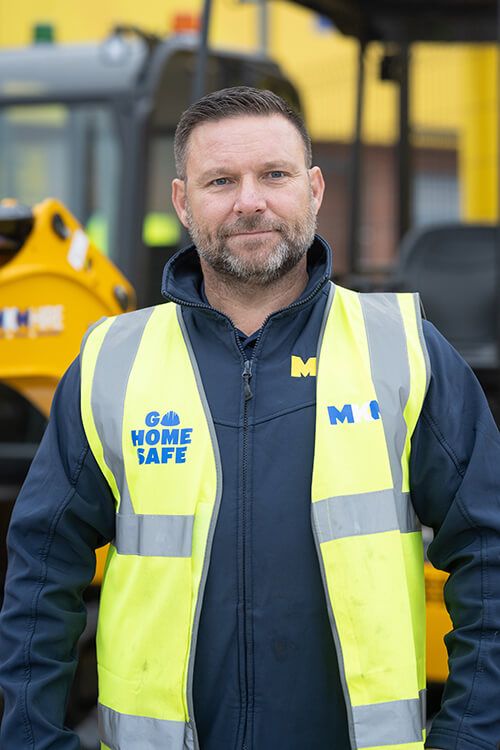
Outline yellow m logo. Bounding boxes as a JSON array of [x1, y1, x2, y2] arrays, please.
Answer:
[[291, 355, 317, 378]]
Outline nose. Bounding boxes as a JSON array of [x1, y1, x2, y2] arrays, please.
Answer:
[[233, 175, 267, 215]]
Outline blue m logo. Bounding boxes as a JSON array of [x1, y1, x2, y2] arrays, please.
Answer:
[[328, 400, 380, 425]]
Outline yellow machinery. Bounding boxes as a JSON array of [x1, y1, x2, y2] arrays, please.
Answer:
[[0, 198, 135, 583], [425, 563, 452, 683]]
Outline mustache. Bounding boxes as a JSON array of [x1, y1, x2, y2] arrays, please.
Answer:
[[219, 217, 284, 237]]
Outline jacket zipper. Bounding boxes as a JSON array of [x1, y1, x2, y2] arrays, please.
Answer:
[[230, 321, 256, 750], [236, 325, 267, 750], [241, 356, 253, 750]]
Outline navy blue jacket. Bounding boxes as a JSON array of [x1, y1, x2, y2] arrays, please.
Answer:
[[2, 237, 500, 750]]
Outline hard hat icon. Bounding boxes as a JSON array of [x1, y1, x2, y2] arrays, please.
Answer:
[[161, 411, 180, 426]]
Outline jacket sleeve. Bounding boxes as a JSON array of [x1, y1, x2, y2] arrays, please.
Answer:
[[0, 357, 115, 749], [410, 322, 500, 750]]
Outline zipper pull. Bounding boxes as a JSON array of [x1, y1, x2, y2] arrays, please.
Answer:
[[242, 360, 253, 400]]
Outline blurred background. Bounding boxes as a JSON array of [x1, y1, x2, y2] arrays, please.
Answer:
[[0, 0, 498, 745], [1, 1, 497, 284]]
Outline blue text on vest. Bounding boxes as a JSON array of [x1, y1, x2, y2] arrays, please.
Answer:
[[327, 400, 380, 425], [131, 411, 193, 464]]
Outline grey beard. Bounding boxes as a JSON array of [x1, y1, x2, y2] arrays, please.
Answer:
[[185, 205, 317, 285]]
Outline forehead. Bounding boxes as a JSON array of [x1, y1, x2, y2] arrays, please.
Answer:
[[185, 114, 307, 175]]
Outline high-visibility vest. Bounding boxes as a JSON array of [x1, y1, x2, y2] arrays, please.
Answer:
[[80, 282, 429, 750]]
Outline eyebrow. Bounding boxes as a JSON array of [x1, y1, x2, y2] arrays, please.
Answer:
[[197, 167, 236, 183], [260, 161, 297, 171]]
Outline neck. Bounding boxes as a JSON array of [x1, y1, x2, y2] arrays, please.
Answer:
[[201, 257, 309, 335]]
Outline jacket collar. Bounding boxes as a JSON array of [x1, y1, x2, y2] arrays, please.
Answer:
[[161, 234, 332, 311]]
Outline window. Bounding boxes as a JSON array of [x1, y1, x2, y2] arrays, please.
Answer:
[[0, 103, 120, 258]]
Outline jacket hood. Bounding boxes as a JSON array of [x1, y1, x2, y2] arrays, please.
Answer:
[[161, 234, 333, 309]]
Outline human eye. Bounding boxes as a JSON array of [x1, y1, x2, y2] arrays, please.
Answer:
[[268, 170, 286, 179], [210, 177, 230, 186]]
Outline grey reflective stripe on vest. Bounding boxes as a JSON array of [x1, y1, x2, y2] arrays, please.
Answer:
[[414, 294, 431, 394], [360, 293, 412, 499], [352, 692, 425, 748], [98, 703, 194, 750], [115, 513, 194, 557], [314, 489, 417, 543], [420, 687, 427, 727], [92, 309, 153, 517], [90, 308, 195, 558]]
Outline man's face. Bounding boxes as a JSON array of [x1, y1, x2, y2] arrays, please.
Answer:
[[172, 114, 325, 285]]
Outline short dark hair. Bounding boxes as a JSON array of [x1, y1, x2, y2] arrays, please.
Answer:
[[174, 86, 312, 179]]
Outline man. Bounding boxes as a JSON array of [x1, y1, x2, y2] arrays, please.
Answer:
[[1, 86, 500, 750]]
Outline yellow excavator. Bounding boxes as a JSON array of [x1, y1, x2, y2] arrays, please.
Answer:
[[0, 197, 135, 587], [0, 197, 136, 737]]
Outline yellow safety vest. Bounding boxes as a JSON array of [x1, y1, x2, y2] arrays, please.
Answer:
[[80, 282, 429, 750]]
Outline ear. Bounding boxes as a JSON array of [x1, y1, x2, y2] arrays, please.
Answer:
[[171, 178, 189, 228], [308, 166, 325, 215]]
